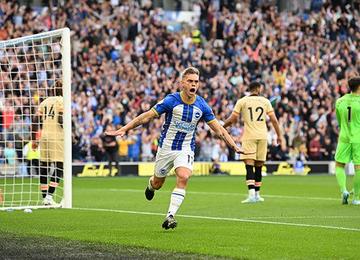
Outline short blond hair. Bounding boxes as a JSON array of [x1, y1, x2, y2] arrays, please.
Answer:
[[180, 67, 200, 80]]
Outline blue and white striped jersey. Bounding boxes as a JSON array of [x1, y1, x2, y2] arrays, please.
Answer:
[[152, 93, 216, 152]]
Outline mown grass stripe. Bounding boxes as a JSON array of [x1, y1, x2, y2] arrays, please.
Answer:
[[102, 188, 339, 201], [72, 207, 360, 232]]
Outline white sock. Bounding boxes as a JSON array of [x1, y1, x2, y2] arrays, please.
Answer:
[[248, 189, 255, 198], [147, 177, 155, 191], [255, 191, 260, 198], [45, 194, 53, 200], [167, 188, 186, 217]]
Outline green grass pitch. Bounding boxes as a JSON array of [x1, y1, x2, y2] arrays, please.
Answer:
[[1, 175, 359, 259]]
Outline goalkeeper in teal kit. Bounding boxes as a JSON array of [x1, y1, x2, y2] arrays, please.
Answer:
[[335, 77, 360, 205]]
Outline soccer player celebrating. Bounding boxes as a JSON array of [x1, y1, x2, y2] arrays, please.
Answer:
[[223, 81, 282, 203], [33, 80, 64, 206], [334, 77, 360, 205], [106, 67, 247, 229]]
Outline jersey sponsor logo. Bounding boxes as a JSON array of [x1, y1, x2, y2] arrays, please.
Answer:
[[195, 111, 201, 119], [174, 120, 196, 132]]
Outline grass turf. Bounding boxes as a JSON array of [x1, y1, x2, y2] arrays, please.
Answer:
[[1, 175, 359, 259]]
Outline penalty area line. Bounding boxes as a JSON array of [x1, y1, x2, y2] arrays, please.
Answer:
[[72, 207, 360, 232]]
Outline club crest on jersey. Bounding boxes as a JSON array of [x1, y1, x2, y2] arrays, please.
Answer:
[[160, 168, 166, 174], [195, 112, 201, 119], [174, 121, 196, 132]]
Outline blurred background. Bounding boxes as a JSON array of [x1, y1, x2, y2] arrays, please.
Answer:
[[0, 0, 359, 168]]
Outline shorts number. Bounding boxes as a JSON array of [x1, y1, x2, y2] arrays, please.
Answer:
[[347, 106, 351, 122], [187, 155, 193, 165]]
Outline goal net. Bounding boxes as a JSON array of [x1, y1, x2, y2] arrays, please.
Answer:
[[0, 28, 72, 210]]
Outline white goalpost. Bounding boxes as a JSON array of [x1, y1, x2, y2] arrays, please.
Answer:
[[0, 28, 72, 210]]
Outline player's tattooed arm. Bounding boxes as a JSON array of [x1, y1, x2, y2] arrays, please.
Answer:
[[217, 130, 241, 152], [223, 112, 239, 128], [124, 110, 157, 131], [217, 131, 236, 149], [106, 109, 157, 137], [207, 120, 243, 154]]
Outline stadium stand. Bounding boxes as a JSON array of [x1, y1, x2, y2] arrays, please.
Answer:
[[0, 0, 359, 165]]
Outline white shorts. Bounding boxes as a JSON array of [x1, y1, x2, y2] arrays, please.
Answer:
[[154, 149, 194, 178]]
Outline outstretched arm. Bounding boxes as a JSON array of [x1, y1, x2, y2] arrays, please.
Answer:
[[207, 120, 245, 154], [105, 109, 157, 137], [223, 111, 239, 128], [268, 111, 282, 146]]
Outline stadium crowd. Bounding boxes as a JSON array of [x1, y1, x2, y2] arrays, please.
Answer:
[[0, 0, 359, 167]]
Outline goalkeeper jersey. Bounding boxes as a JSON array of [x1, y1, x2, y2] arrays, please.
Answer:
[[335, 93, 360, 143]]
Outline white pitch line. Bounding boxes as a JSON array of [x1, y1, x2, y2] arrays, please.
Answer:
[[246, 215, 360, 220], [72, 207, 360, 232], [105, 188, 338, 201]]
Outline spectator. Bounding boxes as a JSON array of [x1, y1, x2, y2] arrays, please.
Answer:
[[268, 139, 288, 161], [101, 124, 119, 175], [22, 140, 40, 176], [0, 146, 5, 165], [219, 142, 229, 162], [141, 131, 153, 162], [127, 130, 141, 162], [4, 142, 17, 174], [117, 133, 134, 162], [1, 0, 358, 163], [198, 135, 213, 161], [321, 136, 334, 160], [309, 133, 322, 160], [90, 136, 105, 162]]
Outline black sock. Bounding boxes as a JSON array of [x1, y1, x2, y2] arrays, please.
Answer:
[[245, 164, 255, 190], [48, 162, 63, 195], [48, 186, 55, 195], [255, 166, 262, 192], [40, 162, 48, 198]]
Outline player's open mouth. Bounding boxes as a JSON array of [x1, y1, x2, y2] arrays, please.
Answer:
[[190, 88, 196, 93]]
